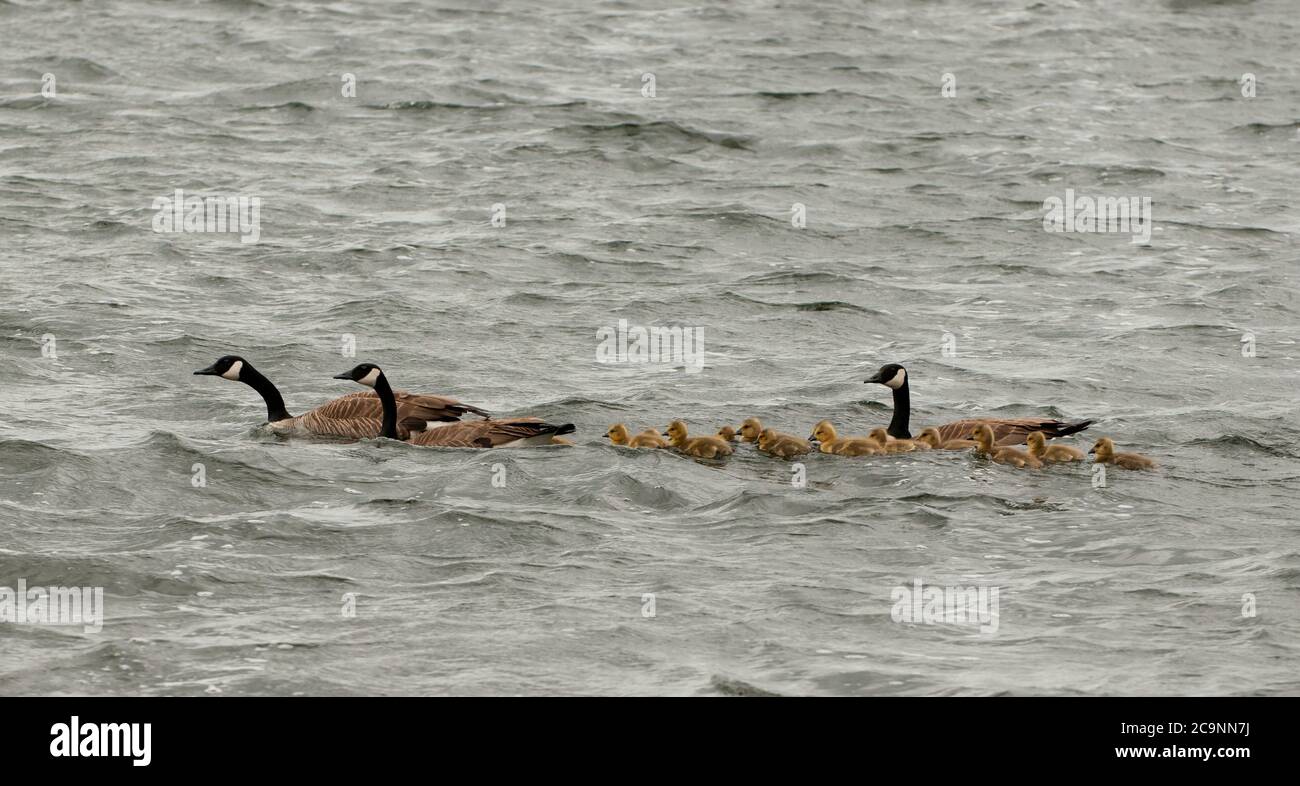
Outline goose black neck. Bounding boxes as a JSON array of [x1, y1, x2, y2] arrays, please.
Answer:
[[888, 380, 911, 439], [374, 373, 398, 439], [240, 364, 292, 422]]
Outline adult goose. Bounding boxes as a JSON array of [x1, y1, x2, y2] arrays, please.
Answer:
[[864, 363, 1091, 447], [195, 355, 488, 439], [334, 363, 574, 447]]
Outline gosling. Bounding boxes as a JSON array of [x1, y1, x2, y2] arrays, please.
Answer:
[[716, 425, 738, 442], [664, 420, 733, 459], [605, 423, 667, 449], [756, 428, 811, 459], [868, 427, 924, 453], [1027, 431, 1083, 464], [971, 424, 1041, 468], [915, 427, 974, 451], [1089, 437, 1156, 470], [737, 417, 805, 445], [809, 420, 883, 456]]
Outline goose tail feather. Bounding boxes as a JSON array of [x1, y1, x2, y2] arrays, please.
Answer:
[[1050, 419, 1093, 439]]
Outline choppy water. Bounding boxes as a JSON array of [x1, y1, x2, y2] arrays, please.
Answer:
[[1, 0, 1298, 695]]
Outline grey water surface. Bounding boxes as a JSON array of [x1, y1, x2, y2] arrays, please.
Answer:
[[1, 0, 1298, 695]]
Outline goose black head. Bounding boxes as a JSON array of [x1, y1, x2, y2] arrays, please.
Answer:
[[194, 355, 248, 381], [864, 363, 908, 389], [333, 363, 384, 388]]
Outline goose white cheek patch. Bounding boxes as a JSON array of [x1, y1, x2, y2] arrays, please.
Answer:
[[885, 369, 906, 389], [357, 368, 381, 387], [220, 360, 243, 381]]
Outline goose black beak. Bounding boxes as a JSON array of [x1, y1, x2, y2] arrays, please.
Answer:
[[332, 371, 353, 380], [864, 371, 884, 384], [193, 364, 218, 376]]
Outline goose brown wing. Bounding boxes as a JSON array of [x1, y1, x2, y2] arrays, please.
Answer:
[[298, 394, 414, 439], [392, 391, 490, 422], [310, 391, 489, 427]]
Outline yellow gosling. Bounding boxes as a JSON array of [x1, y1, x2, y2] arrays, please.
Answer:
[[664, 420, 733, 459], [810, 420, 884, 456], [1089, 437, 1156, 470], [868, 427, 920, 453], [971, 424, 1041, 468], [605, 423, 667, 449], [716, 425, 738, 442], [916, 427, 975, 451], [1027, 431, 1083, 464], [757, 428, 811, 459]]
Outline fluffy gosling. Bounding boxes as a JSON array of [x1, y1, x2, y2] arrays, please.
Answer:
[[868, 427, 922, 453], [757, 428, 811, 459], [971, 424, 1041, 468], [664, 420, 733, 459], [1027, 431, 1083, 464], [1089, 437, 1156, 470], [809, 420, 884, 456], [916, 427, 974, 451], [605, 423, 667, 449]]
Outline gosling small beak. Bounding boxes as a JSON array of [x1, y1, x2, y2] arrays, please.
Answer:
[[332, 371, 353, 380], [193, 364, 218, 376], [1087, 447, 1095, 454]]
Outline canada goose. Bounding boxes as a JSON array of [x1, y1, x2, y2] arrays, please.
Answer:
[[195, 355, 488, 439], [867, 427, 920, 453], [971, 424, 1041, 468], [334, 363, 574, 448], [809, 420, 884, 456], [864, 363, 1092, 446], [716, 425, 738, 442], [1027, 431, 1084, 464], [605, 423, 667, 449], [915, 427, 974, 451], [663, 420, 733, 458], [757, 428, 811, 459], [1089, 437, 1157, 470]]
